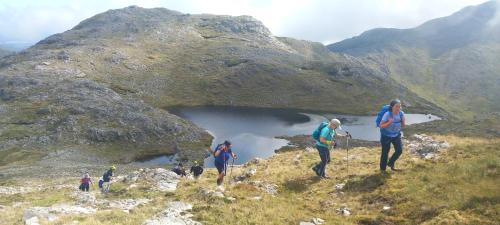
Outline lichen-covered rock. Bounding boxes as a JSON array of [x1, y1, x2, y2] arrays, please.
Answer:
[[142, 201, 201, 225]]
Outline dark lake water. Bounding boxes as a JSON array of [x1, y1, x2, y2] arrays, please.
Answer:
[[166, 107, 439, 167], [162, 106, 440, 167]]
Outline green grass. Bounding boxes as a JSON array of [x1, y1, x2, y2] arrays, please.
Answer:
[[0, 147, 46, 166]]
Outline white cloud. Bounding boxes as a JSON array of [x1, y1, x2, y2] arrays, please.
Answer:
[[0, 0, 490, 45]]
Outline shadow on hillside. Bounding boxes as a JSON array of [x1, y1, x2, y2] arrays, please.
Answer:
[[283, 176, 321, 192], [345, 173, 389, 192]]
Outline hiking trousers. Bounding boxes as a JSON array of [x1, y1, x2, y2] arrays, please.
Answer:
[[315, 145, 330, 177], [380, 134, 403, 170], [102, 182, 111, 193]]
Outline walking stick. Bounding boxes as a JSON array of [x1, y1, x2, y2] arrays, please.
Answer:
[[346, 131, 350, 190], [229, 157, 235, 182]]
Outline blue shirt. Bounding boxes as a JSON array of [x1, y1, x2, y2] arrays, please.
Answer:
[[103, 169, 113, 182], [215, 145, 233, 164], [316, 126, 336, 148], [381, 111, 404, 137]]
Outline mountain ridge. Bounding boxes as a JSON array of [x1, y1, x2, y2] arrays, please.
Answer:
[[327, 0, 500, 119]]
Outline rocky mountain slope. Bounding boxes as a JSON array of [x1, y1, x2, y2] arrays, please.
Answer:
[[328, 0, 500, 119], [1, 6, 438, 114], [0, 6, 443, 173], [0, 48, 11, 58]]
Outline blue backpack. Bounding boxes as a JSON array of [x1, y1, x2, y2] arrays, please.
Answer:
[[312, 122, 329, 141], [376, 105, 403, 127], [212, 144, 223, 158], [375, 105, 390, 127]]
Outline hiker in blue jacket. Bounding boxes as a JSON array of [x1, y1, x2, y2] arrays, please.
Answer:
[[214, 140, 236, 186], [101, 165, 116, 193], [379, 99, 406, 172]]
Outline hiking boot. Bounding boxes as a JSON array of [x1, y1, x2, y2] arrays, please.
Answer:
[[216, 178, 222, 186], [390, 166, 402, 172], [312, 166, 320, 176], [321, 175, 331, 179]]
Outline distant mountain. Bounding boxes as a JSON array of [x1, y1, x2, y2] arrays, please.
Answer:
[[328, 0, 500, 118], [0, 42, 33, 51], [0, 48, 12, 58]]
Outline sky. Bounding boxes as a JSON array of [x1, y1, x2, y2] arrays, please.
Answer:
[[0, 0, 490, 47]]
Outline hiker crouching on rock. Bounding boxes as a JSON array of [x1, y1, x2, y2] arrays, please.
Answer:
[[101, 165, 116, 193], [214, 140, 236, 186], [79, 173, 93, 192], [313, 119, 348, 179], [379, 99, 405, 172], [190, 161, 204, 180]]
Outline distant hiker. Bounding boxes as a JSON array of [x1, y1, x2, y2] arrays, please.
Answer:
[[172, 163, 187, 177], [378, 99, 405, 172], [312, 119, 347, 179], [79, 172, 93, 192], [190, 161, 204, 179], [101, 165, 116, 193], [214, 140, 237, 186]]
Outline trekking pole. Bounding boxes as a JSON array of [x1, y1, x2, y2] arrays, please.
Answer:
[[229, 157, 235, 182], [346, 131, 350, 190]]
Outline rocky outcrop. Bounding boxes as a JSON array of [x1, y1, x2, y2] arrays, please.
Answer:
[[0, 72, 211, 167], [23, 204, 97, 224], [247, 180, 277, 196], [142, 201, 201, 225], [234, 168, 257, 182], [406, 134, 450, 159], [125, 168, 180, 192]]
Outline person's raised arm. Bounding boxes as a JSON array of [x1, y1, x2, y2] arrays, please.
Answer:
[[379, 115, 393, 128], [320, 136, 333, 146]]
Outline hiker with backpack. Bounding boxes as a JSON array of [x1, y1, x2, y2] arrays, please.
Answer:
[[190, 161, 204, 180], [312, 119, 348, 179], [79, 173, 93, 192], [377, 99, 406, 172], [172, 163, 187, 177], [101, 165, 116, 193], [213, 140, 236, 186]]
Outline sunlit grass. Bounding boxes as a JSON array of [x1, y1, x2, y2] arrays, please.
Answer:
[[1, 135, 498, 224]]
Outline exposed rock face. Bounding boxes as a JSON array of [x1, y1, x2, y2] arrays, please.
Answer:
[[406, 134, 450, 159], [125, 168, 180, 192], [0, 71, 211, 168], [23, 204, 97, 224], [234, 168, 257, 181], [249, 181, 278, 196], [142, 201, 201, 225]]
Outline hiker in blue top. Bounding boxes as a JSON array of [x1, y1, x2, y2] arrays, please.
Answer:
[[379, 99, 406, 172], [101, 165, 116, 193], [214, 140, 237, 186], [313, 119, 347, 179]]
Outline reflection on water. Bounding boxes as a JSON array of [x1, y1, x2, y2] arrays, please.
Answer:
[[166, 106, 440, 167]]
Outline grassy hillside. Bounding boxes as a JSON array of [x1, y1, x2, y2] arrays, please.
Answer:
[[1, 133, 498, 224]]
